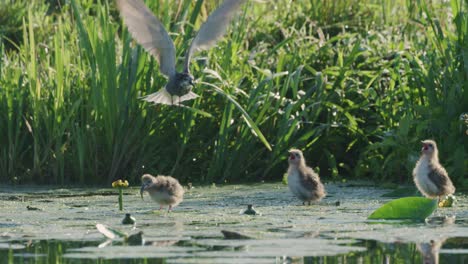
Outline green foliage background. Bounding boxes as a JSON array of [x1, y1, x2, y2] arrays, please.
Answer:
[[0, 0, 466, 187]]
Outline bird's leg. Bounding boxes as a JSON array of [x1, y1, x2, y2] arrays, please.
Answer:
[[308, 201, 311, 206], [159, 205, 163, 211], [168, 205, 173, 212], [302, 201, 305, 206]]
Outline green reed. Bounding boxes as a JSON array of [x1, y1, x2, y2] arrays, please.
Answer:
[[0, 0, 466, 187]]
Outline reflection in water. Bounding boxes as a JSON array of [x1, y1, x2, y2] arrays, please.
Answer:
[[1, 237, 467, 263], [417, 239, 446, 264], [425, 215, 456, 226], [0, 184, 467, 263], [418, 215, 454, 264]]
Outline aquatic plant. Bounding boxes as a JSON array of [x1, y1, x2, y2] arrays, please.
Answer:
[[438, 194, 456, 207], [0, 0, 466, 187], [368, 197, 438, 221], [112, 179, 129, 211]]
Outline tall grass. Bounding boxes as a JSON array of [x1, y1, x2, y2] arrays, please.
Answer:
[[0, 0, 466, 187]]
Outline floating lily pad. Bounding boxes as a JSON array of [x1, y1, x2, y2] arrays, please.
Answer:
[[368, 197, 438, 221], [0, 183, 466, 262]]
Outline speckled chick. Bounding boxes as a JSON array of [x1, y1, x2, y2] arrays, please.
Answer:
[[287, 149, 326, 205], [413, 140, 455, 200], [140, 174, 184, 211]]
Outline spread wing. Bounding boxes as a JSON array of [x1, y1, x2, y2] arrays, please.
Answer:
[[183, 0, 246, 72], [117, 0, 176, 77]]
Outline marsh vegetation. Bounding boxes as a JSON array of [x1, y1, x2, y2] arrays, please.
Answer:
[[0, 0, 466, 187]]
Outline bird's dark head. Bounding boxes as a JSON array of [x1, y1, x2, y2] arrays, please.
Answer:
[[421, 140, 437, 156], [175, 72, 194, 96], [288, 149, 305, 166]]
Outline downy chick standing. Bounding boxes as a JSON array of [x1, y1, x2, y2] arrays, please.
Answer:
[[287, 149, 326, 205], [413, 140, 455, 201]]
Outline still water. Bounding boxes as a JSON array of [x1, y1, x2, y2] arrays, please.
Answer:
[[0, 183, 467, 263]]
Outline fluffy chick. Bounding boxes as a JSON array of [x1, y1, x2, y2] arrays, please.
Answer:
[[413, 140, 455, 201], [287, 149, 326, 205], [140, 174, 184, 211]]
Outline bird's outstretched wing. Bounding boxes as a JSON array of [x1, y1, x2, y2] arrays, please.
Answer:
[[141, 90, 199, 105], [117, 0, 176, 77], [183, 0, 247, 72]]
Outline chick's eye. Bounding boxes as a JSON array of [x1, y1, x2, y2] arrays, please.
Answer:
[[428, 144, 433, 148], [295, 153, 299, 157]]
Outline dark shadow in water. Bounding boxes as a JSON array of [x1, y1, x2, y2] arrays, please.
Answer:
[[305, 237, 468, 264], [0, 236, 467, 264]]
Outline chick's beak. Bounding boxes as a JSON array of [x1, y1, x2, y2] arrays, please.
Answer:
[[289, 153, 295, 160], [140, 184, 147, 200], [421, 143, 428, 151]]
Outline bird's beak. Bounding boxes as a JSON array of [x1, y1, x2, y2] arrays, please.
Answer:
[[140, 184, 147, 200], [421, 142, 428, 151]]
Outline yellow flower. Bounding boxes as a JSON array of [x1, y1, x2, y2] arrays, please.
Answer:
[[112, 179, 129, 188], [438, 195, 455, 208]]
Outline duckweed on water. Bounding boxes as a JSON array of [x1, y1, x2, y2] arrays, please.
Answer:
[[0, 183, 467, 263]]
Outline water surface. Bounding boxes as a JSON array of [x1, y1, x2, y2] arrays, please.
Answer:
[[0, 183, 466, 263]]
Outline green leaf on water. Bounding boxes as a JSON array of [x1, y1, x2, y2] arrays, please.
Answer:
[[368, 197, 437, 220]]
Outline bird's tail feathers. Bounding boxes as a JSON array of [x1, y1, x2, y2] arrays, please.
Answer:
[[141, 89, 174, 105], [178, 91, 199, 102], [140, 90, 199, 106]]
